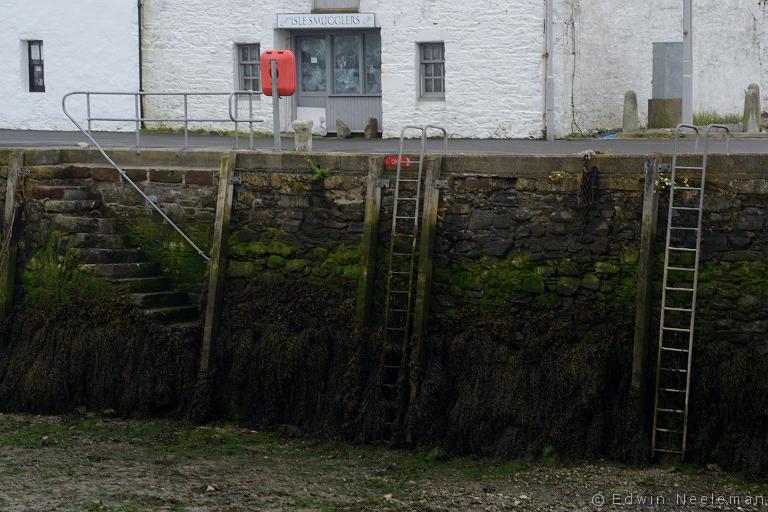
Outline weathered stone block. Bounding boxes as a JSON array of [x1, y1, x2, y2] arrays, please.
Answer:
[[150, 169, 183, 183], [185, 170, 214, 186], [581, 274, 601, 290], [91, 168, 120, 181]]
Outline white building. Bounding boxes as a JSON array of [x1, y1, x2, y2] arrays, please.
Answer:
[[2, 0, 768, 138], [0, 0, 139, 131]]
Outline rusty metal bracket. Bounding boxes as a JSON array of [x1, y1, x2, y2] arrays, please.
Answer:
[[434, 179, 448, 189], [376, 178, 390, 188]]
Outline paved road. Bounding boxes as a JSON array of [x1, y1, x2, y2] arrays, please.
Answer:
[[1, 129, 765, 155]]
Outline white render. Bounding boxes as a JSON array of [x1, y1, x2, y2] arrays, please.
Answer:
[[0, 0, 139, 131], [2, 1, 768, 138], [552, 0, 768, 136]]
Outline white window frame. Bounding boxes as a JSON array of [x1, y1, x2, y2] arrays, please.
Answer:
[[419, 42, 445, 99], [237, 43, 260, 92]]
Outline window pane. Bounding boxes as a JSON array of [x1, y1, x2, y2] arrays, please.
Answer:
[[241, 46, 249, 62], [425, 63, 434, 78], [364, 33, 381, 94], [435, 44, 443, 61], [300, 37, 327, 92], [30, 42, 41, 61], [435, 63, 444, 78], [333, 35, 361, 94], [424, 78, 433, 93], [422, 45, 432, 61], [434, 78, 444, 93]]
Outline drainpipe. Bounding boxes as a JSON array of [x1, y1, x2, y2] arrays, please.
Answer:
[[138, 0, 145, 127], [682, 0, 693, 125], [544, 0, 555, 141]]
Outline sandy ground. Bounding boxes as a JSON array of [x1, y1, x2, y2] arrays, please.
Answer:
[[0, 413, 765, 511]]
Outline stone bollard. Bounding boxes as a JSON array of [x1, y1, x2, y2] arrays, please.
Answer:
[[292, 120, 314, 152], [623, 90, 640, 132], [336, 119, 352, 139], [743, 83, 761, 133], [364, 117, 379, 139]]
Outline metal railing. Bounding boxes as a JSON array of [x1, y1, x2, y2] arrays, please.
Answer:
[[62, 91, 264, 151], [60, 91, 244, 261]]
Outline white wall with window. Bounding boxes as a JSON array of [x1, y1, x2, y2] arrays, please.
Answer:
[[0, 0, 139, 131]]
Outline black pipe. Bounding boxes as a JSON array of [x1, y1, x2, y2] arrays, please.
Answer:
[[137, 0, 145, 127]]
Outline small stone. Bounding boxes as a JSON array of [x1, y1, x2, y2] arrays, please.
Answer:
[[595, 262, 619, 274], [291, 119, 314, 152], [227, 261, 255, 278], [336, 119, 351, 139], [266, 255, 286, 269], [581, 274, 601, 291], [557, 277, 581, 296], [364, 117, 379, 139], [623, 90, 640, 132], [383, 494, 393, 500], [285, 259, 307, 273]]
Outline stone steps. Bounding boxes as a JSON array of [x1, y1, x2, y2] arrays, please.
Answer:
[[29, 185, 98, 200], [143, 305, 199, 323], [86, 262, 161, 279], [69, 233, 129, 249], [77, 248, 144, 264], [110, 276, 174, 293], [44, 200, 102, 214], [54, 215, 119, 234], [127, 291, 189, 309], [40, 166, 202, 327]]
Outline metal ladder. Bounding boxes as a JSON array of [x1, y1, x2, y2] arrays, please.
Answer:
[[652, 123, 730, 458], [381, 125, 447, 433]]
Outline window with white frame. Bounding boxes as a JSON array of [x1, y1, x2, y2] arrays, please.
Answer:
[[419, 42, 445, 98], [28, 40, 45, 93], [238, 44, 260, 91]]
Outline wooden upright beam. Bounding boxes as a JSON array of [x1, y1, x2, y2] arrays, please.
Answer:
[[0, 150, 22, 316], [406, 155, 443, 444], [356, 156, 384, 326], [632, 155, 660, 391], [199, 151, 236, 379]]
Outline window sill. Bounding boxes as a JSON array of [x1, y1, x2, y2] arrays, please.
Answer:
[[417, 96, 446, 103]]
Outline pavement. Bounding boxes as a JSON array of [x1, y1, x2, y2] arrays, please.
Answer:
[[1, 129, 766, 155]]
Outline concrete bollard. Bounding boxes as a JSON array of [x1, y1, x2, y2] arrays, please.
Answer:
[[292, 120, 314, 152], [743, 83, 761, 133], [623, 90, 640, 132]]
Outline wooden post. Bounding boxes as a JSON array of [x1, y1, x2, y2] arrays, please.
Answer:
[[632, 155, 660, 391], [355, 156, 384, 326], [0, 150, 22, 316], [199, 151, 236, 380], [406, 155, 443, 443]]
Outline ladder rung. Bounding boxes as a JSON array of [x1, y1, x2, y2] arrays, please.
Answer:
[[393, 234, 414, 238], [396, 197, 419, 201], [661, 347, 689, 353], [391, 252, 412, 257], [654, 448, 683, 455], [398, 179, 419, 183], [389, 309, 409, 313], [395, 216, 417, 220], [667, 267, 695, 272], [670, 226, 699, 231], [660, 388, 686, 394], [668, 247, 697, 252], [660, 368, 688, 373], [670, 206, 700, 211], [382, 384, 397, 389], [666, 287, 694, 292], [663, 327, 691, 333], [383, 365, 400, 369], [387, 327, 406, 331], [655, 428, 683, 434], [675, 187, 702, 191], [390, 290, 409, 294], [389, 271, 410, 275], [664, 307, 693, 312], [657, 408, 684, 414], [676, 166, 703, 170]]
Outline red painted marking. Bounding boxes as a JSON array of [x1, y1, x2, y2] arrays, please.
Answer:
[[384, 156, 412, 168]]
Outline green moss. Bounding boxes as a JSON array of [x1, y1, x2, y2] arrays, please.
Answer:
[[266, 255, 286, 269], [123, 215, 211, 293], [21, 234, 115, 305]]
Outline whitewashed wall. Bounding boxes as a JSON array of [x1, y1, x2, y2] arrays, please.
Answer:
[[552, 0, 768, 137], [142, 0, 546, 138], [0, 0, 139, 131]]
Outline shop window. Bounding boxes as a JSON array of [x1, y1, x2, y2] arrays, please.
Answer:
[[419, 42, 445, 98], [299, 37, 328, 93], [364, 33, 381, 94], [238, 44, 260, 91], [332, 33, 381, 95], [28, 40, 45, 93]]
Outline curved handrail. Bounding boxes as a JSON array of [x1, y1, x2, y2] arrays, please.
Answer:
[[674, 123, 700, 155], [705, 124, 731, 155], [424, 125, 449, 155], [63, 92, 210, 262]]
